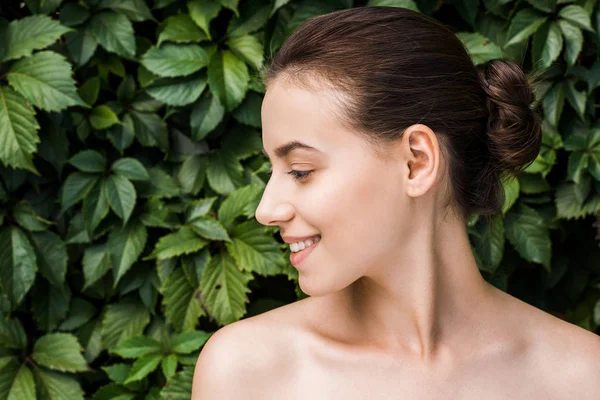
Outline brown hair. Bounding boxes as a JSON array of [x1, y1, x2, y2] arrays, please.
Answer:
[[260, 6, 542, 222]]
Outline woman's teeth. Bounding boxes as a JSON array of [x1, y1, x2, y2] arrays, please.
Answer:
[[290, 235, 321, 252]]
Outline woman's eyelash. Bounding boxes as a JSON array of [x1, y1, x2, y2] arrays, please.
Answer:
[[267, 168, 313, 181]]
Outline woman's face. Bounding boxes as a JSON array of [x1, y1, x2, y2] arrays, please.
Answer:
[[255, 78, 412, 297]]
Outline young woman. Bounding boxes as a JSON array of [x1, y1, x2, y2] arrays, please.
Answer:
[[193, 6, 600, 399]]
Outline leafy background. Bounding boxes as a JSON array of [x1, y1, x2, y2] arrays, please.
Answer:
[[0, 0, 599, 398]]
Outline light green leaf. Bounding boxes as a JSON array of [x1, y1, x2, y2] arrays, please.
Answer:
[[0, 226, 37, 308], [187, 0, 221, 40], [123, 353, 162, 384], [108, 220, 147, 286], [32, 333, 89, 373], [171, 331, 211, 354], [82, 243, 111, 290], [146, 226, 207, 260], [146, 76, 207, 107], [200, 251, 252, 326], [158, 14, 208, 46], [161, 354, 178, 379], [104, 174, 136, 224], [558, 5, 594, 32], [206, 148, 245, 195], [6, 51, 87, 112], [558, 20, 583, 67], [226, 219, 284, 276], [532, 22, 563, 69], [1, 363, 35, 400], [185, 198, 217, 222], [226, 34, 264, 70], [161, 267, 204, 332], [159, 366, 194, 400], [68, 150, 107, 173], [29, 231, 67, 288], [34, 367, 85, 400], [217, 184, 264, 226], [101, 297, 150, 349], [141, 44, 210, 78], [456, 32, 503, 65], [101, 363, 131, 384], [501, 176, 520, 214], [207, 49, 249, 112], [111, 336, 161, 358], [190, 91, 225, 141], [505, 203, 551, 272], [90, 105, 120, 130], [3, 15, 72, 62], [0, 86, 40, 173], [90, 11, 136, 58], [505, 8, 548, 47], [111, 158, 150, 181], [189, 217, 231, 241]]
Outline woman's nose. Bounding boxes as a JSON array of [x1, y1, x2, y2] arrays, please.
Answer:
[[255, 184, 294, 226]]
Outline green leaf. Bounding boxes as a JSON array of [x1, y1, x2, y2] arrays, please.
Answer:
[[555, 182, 600, 219], [161, 354, 178, 379], [146, 226, 207, 260], [0, 86, 40, 173], [567, 151, 589, 183], [501, 176, 520, 214], [189, 217, 231, 241], [207, 49, 249, 112], [532, 22, 563, 69], [0, 226, 37, 308], [158, 14, 208, 46], [206, 149, 245, 195], [68, 150, 107, 173], [82, 243, 111, 290], [29, 231, 67, 288], [129, 110, 169, 150], [90, 11, 136, 58], [558, 20, 583, 67], [185, 198, 217, 222], [225, 0, 271, 38], [59, 3, 91, 27], [65, 25, 98, 66], [367, 0, 419, 11], [90, 105, 120, 130], [111, 336, 161, 358], [123, 353, 162, 384], [504, 203, 551, 272], [146, 76, 207, 107], [101, 363, 131, 384], [159, 366, 193, 399], [3, 15, 72, 62], [105, 174, 136, 224], [471, 215, 505, 273], [226, 219, 284, 275], [178, 155, 207, 195], [30, 281, 70, 333], [0, 317, 27, 350], [217, 184, 264, 226], [101, 297, 150, 349], [34, 367, 85, 400], [231, 91, 262, 128], [78, 76, 101, 106], [32, 333, 89, 373], [111, 158, 150, 181], [200, 251, 252, 326], [187, 0, 221, 40], [505, 8, 548, 47], [136, 167, 181, 198], [542, 81, 566, 127], [58, 297, 96, 331], [558, 5, 594, 32], [13, 201, 52, 232], [171, 331, 210, 354], [6, 51, 87, 112], [141, 44, 210, 78], [108, 221, 147, 286], [0, 363, 35, 400], [117, 75, 136, 105], [161, 267, 204, 332], [82, 180, 110, 236], [226, 34, 264, 71], [60, 172, 99, 211], [108, 113, 135, 153], [565, 79, 587, 119], [456, 32, 503, 65], [191, 91, 225, 140], [96, 0, 155, 22]]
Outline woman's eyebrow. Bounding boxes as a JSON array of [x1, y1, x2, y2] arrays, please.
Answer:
[[261, 140, 321, 160]]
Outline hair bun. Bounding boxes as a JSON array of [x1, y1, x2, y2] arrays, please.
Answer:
[[476, 59, 542, 176]]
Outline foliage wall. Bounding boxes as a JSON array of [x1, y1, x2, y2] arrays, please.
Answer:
[[0, 0, 599, 398]]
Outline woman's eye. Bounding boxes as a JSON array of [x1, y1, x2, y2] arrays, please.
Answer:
[[267, 168, 313, 181]]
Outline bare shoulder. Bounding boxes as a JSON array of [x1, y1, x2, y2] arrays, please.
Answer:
[[191, 306, 303, 399]]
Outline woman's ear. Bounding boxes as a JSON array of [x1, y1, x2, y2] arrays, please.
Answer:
[[402, 124, 440, 198]]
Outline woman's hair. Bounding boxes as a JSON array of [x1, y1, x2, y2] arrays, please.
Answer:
[[260, 6, 542, 222]]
